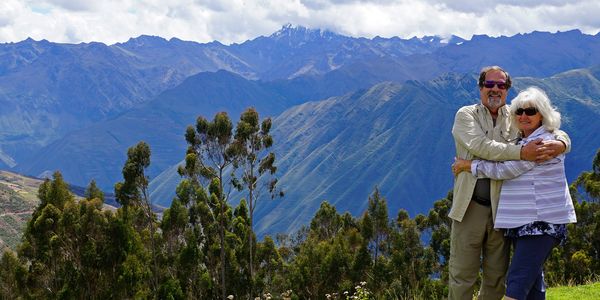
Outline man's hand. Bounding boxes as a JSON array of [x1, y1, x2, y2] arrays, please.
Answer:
[[452, 157, 472, 176], [520, 139, 566, 162], [535, 140, 567, 162], [520, 138, 543, 161]]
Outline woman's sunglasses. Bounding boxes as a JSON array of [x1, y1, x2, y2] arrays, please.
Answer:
[[483, 80, 508, 90], [515, 107, 538, 116]]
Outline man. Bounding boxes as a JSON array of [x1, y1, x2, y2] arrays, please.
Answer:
[[448, 66, 570, 299]]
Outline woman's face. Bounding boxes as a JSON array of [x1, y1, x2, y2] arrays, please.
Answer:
[[515, 106, 543, 137]]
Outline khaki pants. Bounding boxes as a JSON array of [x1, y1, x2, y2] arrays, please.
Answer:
[[448, 201, 509, 300]]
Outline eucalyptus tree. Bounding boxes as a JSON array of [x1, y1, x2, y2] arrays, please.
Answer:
[[180, 112, 238, 299], [231, 107, 282, 285], [18, 171, 74, 298], [364, 187, 390, 260], [114, 141, 159, 294]]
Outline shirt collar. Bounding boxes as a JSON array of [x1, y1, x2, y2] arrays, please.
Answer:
[[521, 126, 548, 142], [477, 104, 510, 117], [499, 105, 510, 117]]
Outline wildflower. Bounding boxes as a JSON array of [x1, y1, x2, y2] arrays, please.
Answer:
[[282, 290, 293, 300]]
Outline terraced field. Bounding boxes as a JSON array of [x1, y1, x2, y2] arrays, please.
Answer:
[[0, 170, 42, 252]]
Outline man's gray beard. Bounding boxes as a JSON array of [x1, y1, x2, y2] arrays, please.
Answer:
[[487, 97, 503, 109]]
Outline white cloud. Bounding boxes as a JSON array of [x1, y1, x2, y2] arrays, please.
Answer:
[[0, 0, 598, 45], [40, 0, 101, 12], [0, 2, 19, 28], [421, 0, 572, 14]]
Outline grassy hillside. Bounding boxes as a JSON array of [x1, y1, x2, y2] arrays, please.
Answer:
[[0, 170, 42, 252], [548, 282, 600, 299]]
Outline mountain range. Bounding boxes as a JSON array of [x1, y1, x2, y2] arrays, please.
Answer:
[[2, 25, 600, 236], [0, 24, 459, 171]]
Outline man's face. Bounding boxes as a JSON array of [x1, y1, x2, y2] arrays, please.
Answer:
[[479, 70, 508, 112]]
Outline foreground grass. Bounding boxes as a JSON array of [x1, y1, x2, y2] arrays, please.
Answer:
[[547, 282, 600, 300]]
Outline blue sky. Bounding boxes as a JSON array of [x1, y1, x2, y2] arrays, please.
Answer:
[[1, 0, 599, 44]]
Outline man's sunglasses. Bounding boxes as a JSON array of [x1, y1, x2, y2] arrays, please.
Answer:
[[483, 81, 508, 90], [515, 107, 538, 116]]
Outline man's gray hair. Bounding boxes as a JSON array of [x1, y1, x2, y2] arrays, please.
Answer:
[[478, 66, 512, 89], [509, 86, 561, 132]]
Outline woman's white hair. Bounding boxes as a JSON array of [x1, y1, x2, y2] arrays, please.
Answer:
[[509, 86, 561, 132]]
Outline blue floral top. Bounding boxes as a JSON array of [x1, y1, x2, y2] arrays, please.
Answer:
[[505, 221, 567, 245]]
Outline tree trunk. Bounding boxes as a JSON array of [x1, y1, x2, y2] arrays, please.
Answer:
[[219, 170, 227, 300], [142, 188, 159, 294], [249, 188, 254, 298], [220, 213, 226, 300]]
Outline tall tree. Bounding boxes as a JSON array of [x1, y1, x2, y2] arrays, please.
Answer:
[[114, 141, 159, 294], [231, 107, 282, 287], [172, 167, 220, 297], [388, 210, 438, 298], [19, 172, 74, 297], [366, 187, 390, 260], [181, 112, 237, 299], [422, 192, 453, 284]]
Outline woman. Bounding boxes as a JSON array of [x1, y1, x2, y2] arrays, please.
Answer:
[[452, 86, 577, 300]]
